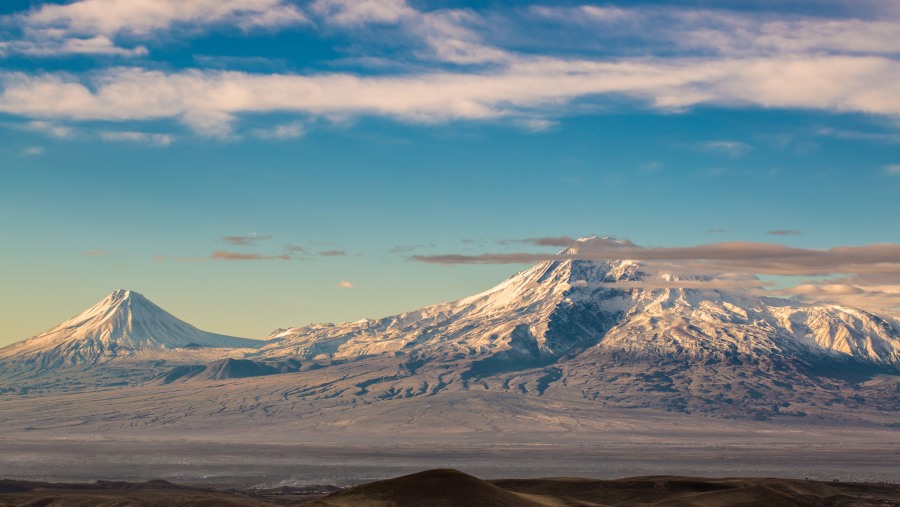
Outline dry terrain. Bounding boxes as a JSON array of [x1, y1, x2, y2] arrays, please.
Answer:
[[2, 470, 900, 507]]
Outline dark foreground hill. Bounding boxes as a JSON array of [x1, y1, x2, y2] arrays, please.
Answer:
[[2, 469, 899, 507]]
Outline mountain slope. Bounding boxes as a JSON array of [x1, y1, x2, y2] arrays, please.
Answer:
[[0, 290, 261, 370], [1, 239, 898, 422], [247, 238, 900, 418], [256, 240, 899, 370]]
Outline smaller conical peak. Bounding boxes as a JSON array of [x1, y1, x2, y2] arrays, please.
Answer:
[[106, 289, 147, 301]]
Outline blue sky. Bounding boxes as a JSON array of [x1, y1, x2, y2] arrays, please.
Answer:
[[1, 0, 899, 344]]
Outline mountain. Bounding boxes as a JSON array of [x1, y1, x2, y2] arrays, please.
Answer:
[[257, 239, 899, 368], [250, 238, 900, 418], [1, 240, 898, 423], [0, 290, 261, 371]]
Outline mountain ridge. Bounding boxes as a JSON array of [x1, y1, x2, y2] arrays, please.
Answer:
[[0, 289, 261, 371], [1, 243, 898, 421]]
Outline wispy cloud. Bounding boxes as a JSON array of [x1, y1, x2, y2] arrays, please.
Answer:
[[337, 280, 353, 288], [19, 146, 44, 156], [25, 120, 76, 139], [0, 36, 148, 57], [83, 251, 109, 256], [776, 282, 900, 313], [311, 0, 412, 27], [250, 121, 305, 139], [766, 229, 803, 236], [222, 233, 272, 246], [529, 5, 900, 57], [412, 237, 900, 312], [411, 238, 900, 277], [704, 228, 727, 234], [2, 2, 899, 138], [700, 140, 752, 157], [1, 0, 308, 58], [885, 164, 900, 175], [320, 249, 346, 257], [99, 130, 173, 146], [816, 127, 900, 144], [522, 236, 578, 247], [3, 50, 898, 137], [210, 250, 290, 261]]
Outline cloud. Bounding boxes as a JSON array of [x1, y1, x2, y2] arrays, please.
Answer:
[[310, 0, 412, 27], [412, 237, 900, 313], [526, 236, 577, 247], [284, 244, 306, 254], [25, 120, 76, 139], [251, 121, 305, 139], [700, 140, 752, 157], [504, 236, 579, 247], [816, 127, 900, 144], [222, 233, 272, 246], [153, 255, 166, 262], [885, 164, 900, 175], [337, 280, 353, 288], [2, 0, 308, 58], [311, 0, 505, 65], [99, 130, 173, 146], [2, 50, 899, 136], [0, 36, 148, 57], [83, 251, 109, 256], [530, 5, 900, 57], [766, 229, 803, 236], [410, 238, 900, 277], [2, 3, 900, 136], [320, 249, 346, 257], [776, 282, 900, 313], [210, 250, 290, 261], [20, 146, 44, 156], [20, 0, 308, 37], [178, 242, 309, 262], [704, 228, 727, 234]]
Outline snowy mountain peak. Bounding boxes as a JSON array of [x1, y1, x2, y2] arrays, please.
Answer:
[[560, 236, 634, 256], [260, 251, 900, 369], [0, 290, 261, 369]]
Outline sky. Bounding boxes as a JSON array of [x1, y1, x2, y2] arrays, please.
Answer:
[[1, 0, 899, 345]]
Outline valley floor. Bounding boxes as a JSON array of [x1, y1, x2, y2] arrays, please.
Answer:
[[1, 438, 898, 487]]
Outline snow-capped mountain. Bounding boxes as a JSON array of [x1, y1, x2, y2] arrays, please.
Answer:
[[241, 238, 899, 419], [0, 290, 261, 370], [1, 240, 898, 421], [257, 239, 900, 369]]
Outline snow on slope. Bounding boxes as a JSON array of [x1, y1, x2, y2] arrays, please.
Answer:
[[0, 290, 261, 369], [256, 238, 900, 369]]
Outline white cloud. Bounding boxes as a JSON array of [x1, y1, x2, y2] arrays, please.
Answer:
[[25, 120, 77, 139], [885, 164, 900, 175], [312, 0, 506, 64], [778, 282, 900, 313], [1, 35, 147, 57], [2, 0, 307, 58], [2, 53, 899, 136], [310, 0, 413, 26], [20, 146, 44, 156], [251, 122, 305, 139], [22, 0, 308, 36], [99, 130, 173, 146], [530, 6, 900, 57], [700, 140, 752, 157]]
